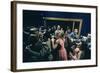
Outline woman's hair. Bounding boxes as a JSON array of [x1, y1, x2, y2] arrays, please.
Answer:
[[59, 31, 65, 38]]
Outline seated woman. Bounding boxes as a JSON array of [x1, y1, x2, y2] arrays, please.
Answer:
[[69, 43, 83, 60]]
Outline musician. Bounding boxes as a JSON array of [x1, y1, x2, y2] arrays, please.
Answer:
[[70, 29, 79, 40]]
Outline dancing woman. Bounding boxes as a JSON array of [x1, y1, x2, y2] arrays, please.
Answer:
[[51, 31, 67, 60]]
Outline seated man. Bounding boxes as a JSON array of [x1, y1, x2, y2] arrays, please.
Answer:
[[69, 29, 79, 40], [24, 30, 53, 62]]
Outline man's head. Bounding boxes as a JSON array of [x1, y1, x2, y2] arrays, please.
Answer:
[[57, 25, 61, 30]]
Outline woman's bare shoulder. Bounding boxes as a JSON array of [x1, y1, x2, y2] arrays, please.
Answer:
[[56, 39, 60, 44]]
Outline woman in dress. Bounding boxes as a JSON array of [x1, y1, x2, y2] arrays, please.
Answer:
[[58, 31, 67, 60], [51, 31, 67, 60]]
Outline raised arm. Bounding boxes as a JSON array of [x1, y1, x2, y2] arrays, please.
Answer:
[[51, 38, 59, 49]]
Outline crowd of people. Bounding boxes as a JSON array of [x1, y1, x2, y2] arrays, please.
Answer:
[[23, 25, 91, 62]]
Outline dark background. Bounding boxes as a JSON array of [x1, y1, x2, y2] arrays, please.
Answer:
[[23, 10, 91, 36]]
